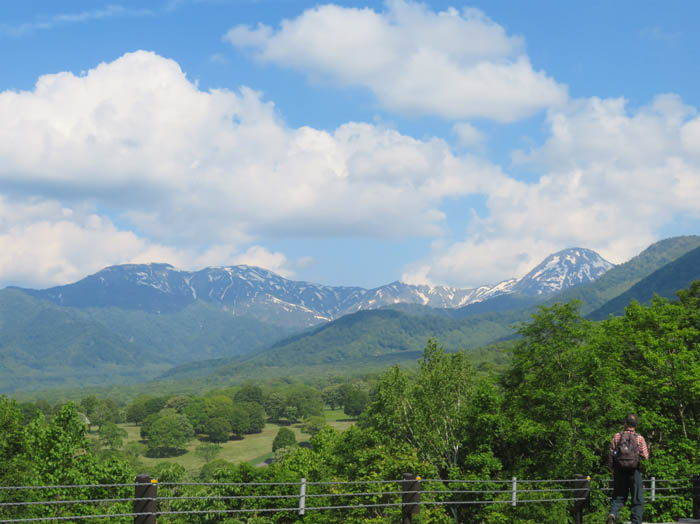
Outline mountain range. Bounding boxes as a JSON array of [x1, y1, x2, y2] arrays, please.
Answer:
[[17, 247, 613, 328], [2, 236, 700, 392]]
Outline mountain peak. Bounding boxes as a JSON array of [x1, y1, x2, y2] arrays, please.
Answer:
[[15, 247, 616, 326], [512, 247, 614, 296]]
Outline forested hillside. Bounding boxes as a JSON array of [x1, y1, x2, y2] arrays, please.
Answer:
[[589, 245, 700, 319], [0, 290, 294, 392], [3, 281, 699, 523], [160, 307, 527, 381], [549, 235, 700, 314]]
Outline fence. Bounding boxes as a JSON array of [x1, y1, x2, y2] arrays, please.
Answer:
[[1, 474, 698, 523]]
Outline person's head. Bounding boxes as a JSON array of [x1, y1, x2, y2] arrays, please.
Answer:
[[624, 413, 638, 429]]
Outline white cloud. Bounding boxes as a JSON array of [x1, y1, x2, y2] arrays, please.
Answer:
[[0, 196, 169, 287], [681, 115, 700, 156], [4, 51, 699, 291], [0, 51, 507, 287], [225, 0, 567, 121], [232, 246, 294, 277], [452, 122, 484, 148], [404, 94, 700, 287], [0, 194, 306, 288]]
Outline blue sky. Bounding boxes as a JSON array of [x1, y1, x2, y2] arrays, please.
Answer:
[[1, 1, 700, 289]]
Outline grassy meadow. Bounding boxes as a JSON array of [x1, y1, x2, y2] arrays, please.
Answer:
[[100, 409, 355, 476]]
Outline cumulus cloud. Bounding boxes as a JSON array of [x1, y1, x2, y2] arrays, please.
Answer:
[[225, 0, 567, 121], [452, 122, 484, 148], [4, 50, 699, 290], [0, 194, 306, 288], [403, 94, 700, 287], [0, 51, 507, 287], [0, 196, 171, 287]]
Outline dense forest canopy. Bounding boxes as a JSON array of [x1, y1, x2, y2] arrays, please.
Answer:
[[2, 281, 700, 523]]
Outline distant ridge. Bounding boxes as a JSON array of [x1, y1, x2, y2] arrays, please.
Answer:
[[9, 238, 700, 392], [158, 237, 700, 382], [544, 235, 700, 314], [15, 247, 614, 329], [588, 245, 700, 319]]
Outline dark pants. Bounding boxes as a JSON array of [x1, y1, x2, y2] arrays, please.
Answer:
[[609, 467, 644, 523]]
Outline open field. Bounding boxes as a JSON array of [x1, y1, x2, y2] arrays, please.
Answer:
[[102, 409, 355, 476]]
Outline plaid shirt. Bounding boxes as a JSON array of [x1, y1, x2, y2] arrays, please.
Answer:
[[609, 429, 649, 470]]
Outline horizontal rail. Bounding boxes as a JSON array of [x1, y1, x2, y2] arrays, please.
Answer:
[[0, 512, 150, 523], [2, 474, 695, 524]]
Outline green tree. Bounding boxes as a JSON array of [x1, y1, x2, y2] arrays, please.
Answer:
[[98, 422, 128, 449], [91, 398, 122, 428], [343, 387, 369, 417], [125, 397, 149, 425], [500, 301, 621, 481], [322, 385, 344, 410], [366, 340, 501, 478], [140, 412, 161, 441], [0, 396, 33, 488], [182, 397, 209, 433], [164, 395, 190, 413], [240, 401, 266, 433], [286, 385, 324, 420], [264, 392, 285, 423], [79, 395, 99, 428], [152, 461, 186, 483], [195, 442, 222, 463], [272, 427, 296, 452], [205, 416, 231, 443], [146, 413, 195, 457], [301, 415, 327, 436], [234, 384, 265, 405], [199, 458, 230, 481], [229, 405, 251, 438], [206, 395, 235, 422], [364, 340, 502, 523]]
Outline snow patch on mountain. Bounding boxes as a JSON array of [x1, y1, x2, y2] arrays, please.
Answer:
[[22, 248, 614, 327]]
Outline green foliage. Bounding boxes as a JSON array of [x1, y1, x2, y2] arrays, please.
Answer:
[[590, 245, 700, 319], [4, 279, 700, 523], [195, 442, 222, 463], [239, 401, 266, 433], [98, 422, 128, 449], [271, 427, 296, 452], [206, 417, 232, 442], [551, 235, 700, 315], [234, 384, 265, 405], [91, 397, 123, 427], [199, 458, 231, 481], [300, 415, 327, 436], [182, 396, 209, 432], [145, 413, 195, 457], [342, 386, 369, 417], [501, 301, 622, 479], [0, 398, 134, 522], [194, 307, 524, 383], [151, 461, 187, 483], [0, 290, 293, 393]]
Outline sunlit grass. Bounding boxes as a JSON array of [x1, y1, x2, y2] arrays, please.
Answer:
[[109, 409, 355, 476]]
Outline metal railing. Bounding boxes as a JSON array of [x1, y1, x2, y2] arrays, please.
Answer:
[[0, 474, 696, 523]]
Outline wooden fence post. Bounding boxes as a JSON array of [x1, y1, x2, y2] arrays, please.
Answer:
[[692, 475, 700, 519], [134, 474, 157, 524], [572, 474, 590, 524], [402, 473, 421, 524]]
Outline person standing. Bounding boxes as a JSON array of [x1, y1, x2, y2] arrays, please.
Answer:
[[606, 413, 649, 524]]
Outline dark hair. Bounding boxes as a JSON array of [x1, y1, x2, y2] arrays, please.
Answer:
[[625, 413, 638, 428]]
